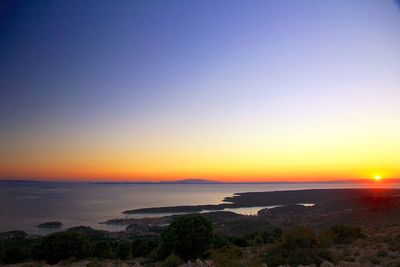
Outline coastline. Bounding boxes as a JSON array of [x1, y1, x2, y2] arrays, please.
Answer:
[[123, 188, 400, 214], [100, 188, 400, 236], [4, 188, 400, 266], [2, 185, 400, 235]]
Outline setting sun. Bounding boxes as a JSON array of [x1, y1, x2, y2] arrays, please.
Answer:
[[374, 175, 381, 181]]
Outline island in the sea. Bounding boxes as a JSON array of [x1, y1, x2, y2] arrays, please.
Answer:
[[37, 221, 63, 229]]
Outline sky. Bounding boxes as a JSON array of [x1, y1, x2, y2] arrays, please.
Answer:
[[1, 0, 400, 182]]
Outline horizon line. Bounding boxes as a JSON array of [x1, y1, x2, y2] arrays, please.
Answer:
[[1, 178, 399, 184]]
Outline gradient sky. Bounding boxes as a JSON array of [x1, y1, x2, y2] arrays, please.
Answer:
[[1, 0, 400, 182]]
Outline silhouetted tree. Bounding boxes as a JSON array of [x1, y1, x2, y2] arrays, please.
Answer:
[[92, 240, 113, 259], [116, 241, 131, 259], [159, 214, 213, 260], [32, 231, 90, 264], [1, 246, 29, 264]]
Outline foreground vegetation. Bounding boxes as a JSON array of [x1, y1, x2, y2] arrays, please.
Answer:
[[1, 214, 400, 266]]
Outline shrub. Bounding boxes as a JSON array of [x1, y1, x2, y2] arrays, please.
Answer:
[[116, 241, 131, 259], [211, 245, 242, 267], [281, 226, 316, 250], [32, 231, 90, 264], [329, 225, 362, 245], [249, 233, 264, 246], [2, 246, 29, 264], [389, 236, 400, 251], [92, 241, 113, 259], [231, 237, 249, 247], [377, 249, 388, 257], [87, 259, 106, 267], [0, 243, 5, 263], [262, 228, 283, 243], [318, 229, 336, 248], [265, 226, 328, 267], [159, 214, 213, 260], [244, 254, 264, 267], [246, 228, 282, 246], [286, 248, 317, 266], [131, 239, 158, 258], [66, 226, 110, 241], [370, 257, 380, 264], [0, 231, 32, 264], [214, 234, 231, 249], [162, 253, 183, 267]]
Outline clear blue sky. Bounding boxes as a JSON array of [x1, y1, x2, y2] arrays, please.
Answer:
[[1, 0, 400, 181]]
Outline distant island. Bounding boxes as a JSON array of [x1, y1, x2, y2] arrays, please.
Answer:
[[37, 221, 62, 229], [161, 179, 222, 184], [92, 179, 223, 184]]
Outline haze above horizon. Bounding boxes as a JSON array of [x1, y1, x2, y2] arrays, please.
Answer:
[[1, 1, 400, 182]]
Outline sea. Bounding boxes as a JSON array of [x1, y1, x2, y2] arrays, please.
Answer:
[[0, 181, 398, 235]]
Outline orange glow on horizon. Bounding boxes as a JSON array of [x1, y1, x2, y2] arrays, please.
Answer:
[[0, 167, 395, 183], [1, 122, 398, 183]]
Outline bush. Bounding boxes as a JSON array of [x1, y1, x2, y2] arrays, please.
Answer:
[[377, 249, 388, 257], [231, 237, 249, 247], [281, 226, 316, 250], [0, 243, 5, 263], [2, 246, 29, 264], [116, 241, 131, 259], [370, 257, 380, 264], [211, 245, 242, 267], [246, 228, 282, 246], [131, 239, 158, 258], [329, 225, 363, 245], [92, 241, 113, 259], [244, 254, 264, 267], [159, 214, 213, 260], [318, 229, 337, 248], [265, 226, 331, 267], [388, 235, 400, 251], [0, 231, 32, 264], [213, 234, 231, 249], [254, 228, 282, 244], [32, 231, 90, 264], [265, 228, 282, 243], [162, 253, 183, 267]]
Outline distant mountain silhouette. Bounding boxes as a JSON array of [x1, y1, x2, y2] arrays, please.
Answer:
[[160, 179, 222, 184], [90, 179, 222, 184]]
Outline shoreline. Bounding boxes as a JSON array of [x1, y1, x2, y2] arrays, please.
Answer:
[[100, 188, 400, 236], [3, 187, 400, 235]]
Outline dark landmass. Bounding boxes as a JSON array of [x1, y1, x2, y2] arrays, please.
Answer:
[[123, 188, 400, 214], [4, 188, 400, 266], [93, 179, 222, 184], [37, 221, 63, 229], [160, 179, 222, 184], [124, 204, 229, 214], [117, 188, 400, 237], [0, 180, 41, 183]]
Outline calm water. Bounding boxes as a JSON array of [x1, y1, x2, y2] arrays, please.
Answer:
[[0, 181, 397, 234]]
